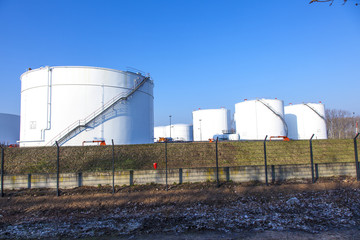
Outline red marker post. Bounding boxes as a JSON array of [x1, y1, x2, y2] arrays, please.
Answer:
[[153, 163, 157, 170]]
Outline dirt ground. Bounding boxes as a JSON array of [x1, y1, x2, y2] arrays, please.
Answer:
[[1, 177, 360, 239]]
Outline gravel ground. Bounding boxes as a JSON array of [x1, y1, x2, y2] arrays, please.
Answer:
[[1, 178, 360, 239]]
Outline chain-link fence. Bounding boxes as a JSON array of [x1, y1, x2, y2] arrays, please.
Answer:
[[1, 134, 359, 196]]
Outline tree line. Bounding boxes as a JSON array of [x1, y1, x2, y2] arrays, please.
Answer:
[[309, 0, 359, 6], [326, 109, 359, 139]]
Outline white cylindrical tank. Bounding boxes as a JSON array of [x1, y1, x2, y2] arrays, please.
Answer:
[[285, 103, 327, 140], [0, 113, 20, 145], [19, 66, 154, 147], [192, 108, 231, 141], [234, 99, 287, 140], [228, 133, 240, 141], [154, 126, 166, 142], [170, 124, 193, 141], [154, 124, 193, 142]]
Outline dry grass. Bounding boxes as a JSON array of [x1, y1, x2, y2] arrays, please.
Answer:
[[2, 139, 359, 174]]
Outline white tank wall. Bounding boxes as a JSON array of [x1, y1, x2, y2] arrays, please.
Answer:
[[154, 126, 166, 142], [212, 133, 240, 141], [154, 124, 193, 142], [192, 108, 231, 141], [19, 66, 154, 147], [170, 124, 193, 141], [228, 134, 240, 141], [285, 103, 327, 140], [0, 113, 20, 145], [234, 99, 286, 140]]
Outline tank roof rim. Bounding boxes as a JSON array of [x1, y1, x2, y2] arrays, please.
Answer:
[[0, 113, 20, 117], [192, 108, 229, 113], [20, 66, 145, 80], [155, 124, 193, 127], [285, 102, 325, 107]]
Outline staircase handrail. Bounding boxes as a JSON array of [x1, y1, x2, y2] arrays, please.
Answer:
[[303, 103, 326, 121], [257, 99, 288, 135], [46, 76, 149, 146]]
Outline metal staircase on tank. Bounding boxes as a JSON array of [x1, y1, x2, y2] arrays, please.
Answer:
[[303, 103, 326, 121], [46, 75, 150, 146], [256, 99, 288, 136]]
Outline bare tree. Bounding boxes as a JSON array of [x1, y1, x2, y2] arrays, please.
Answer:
[[309, 0, 359, 5], [326, 109, 359, 139]]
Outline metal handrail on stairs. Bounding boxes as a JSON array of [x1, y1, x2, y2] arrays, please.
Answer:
[[257, 99, 288, 136], [303, 103, 326, 121], [46, 76, 150, 146]]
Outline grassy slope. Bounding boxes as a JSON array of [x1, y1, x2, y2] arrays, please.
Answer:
[[3, 139, 358, 174]]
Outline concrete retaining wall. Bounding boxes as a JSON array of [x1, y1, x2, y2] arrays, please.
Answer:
[[2, 162, 358, 190]]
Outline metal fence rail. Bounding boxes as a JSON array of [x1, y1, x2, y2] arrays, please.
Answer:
[[0, 136, 359, 197]]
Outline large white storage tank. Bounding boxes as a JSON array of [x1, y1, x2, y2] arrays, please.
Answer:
[[154, 124, 193, 142], [19, 66, 154, 147], [192, 108, 231, 141], [0, 113, 20, 145], [285, 103, 327, 140], [234, 99, 287, 140]]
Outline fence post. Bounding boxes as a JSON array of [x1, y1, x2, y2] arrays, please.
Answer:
[[263, 135, 268, 186], [129, 170, 134, 186], [78, 172, 82, 187], [1, 146, 4, 197], [315, 163, 319, 182], [225, 167, 230, 182], [354, 133, 360, 181], [309, 134, 315, 183], [55, 141, 60, 196], [179, 168, 183, 184], [165, 141, 168, 191], [55, 141, 60, 197], [271, 165, 275, 183], [28, 174, 31, 189], [112, 139, 115, 194], [216, 137, 219, 187]]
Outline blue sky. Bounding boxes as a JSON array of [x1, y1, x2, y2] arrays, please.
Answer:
[[0, 0, 359, 126]]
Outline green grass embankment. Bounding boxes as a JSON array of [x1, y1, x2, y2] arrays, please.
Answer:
[[2, 139, 358, 174]]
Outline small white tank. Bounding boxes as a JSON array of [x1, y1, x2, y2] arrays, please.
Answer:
[[213, 133, 240, 141], [154, 126, 166, 142], [228, 133, 240, 141], [154, 124, 193, 142], [234, 99, 287, 140], [170, 124, 193, 141], [285, 103, 327, 140], [192, 108, 231, 141], [0, 113, 20, 145]]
